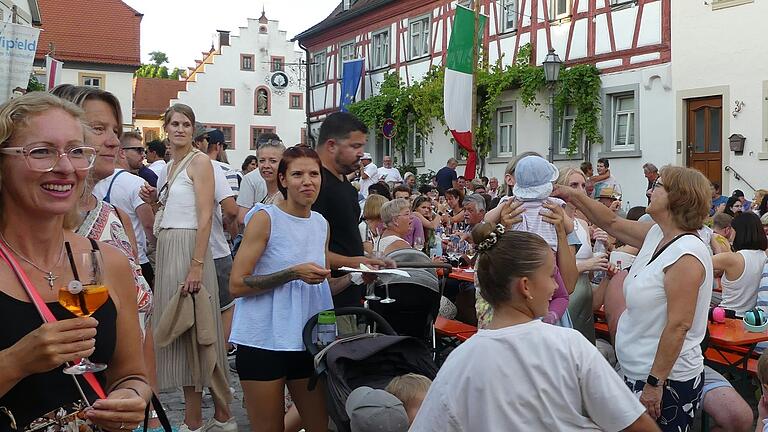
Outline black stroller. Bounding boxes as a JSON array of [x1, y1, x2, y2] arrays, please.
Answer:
[[302, 307, 438, 432]]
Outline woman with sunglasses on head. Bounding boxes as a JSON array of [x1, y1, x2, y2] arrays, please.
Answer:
[[0, 92, 150, 430], [411, 223, 656, 431], [554, 166, 713, 432]]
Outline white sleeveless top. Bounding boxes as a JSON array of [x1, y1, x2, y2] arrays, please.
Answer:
[[573, 218, 593, 260], [158, 164, 198, 229], [374, 235, 404, 254], [720, 249, 767, 315], [229, 205, 333, 351]]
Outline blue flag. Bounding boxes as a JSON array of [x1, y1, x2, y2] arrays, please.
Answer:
[[339, 58, 364, 112]]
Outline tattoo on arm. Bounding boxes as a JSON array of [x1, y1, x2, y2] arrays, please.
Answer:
[[242, 268, 296, 294]]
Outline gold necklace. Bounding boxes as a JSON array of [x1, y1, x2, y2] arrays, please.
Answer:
[[0, 231, 65, 288]]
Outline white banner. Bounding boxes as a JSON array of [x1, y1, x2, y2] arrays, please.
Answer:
[[0, 22, 41, 103]]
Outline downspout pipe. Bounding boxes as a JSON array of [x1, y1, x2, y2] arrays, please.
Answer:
[[299, 40, 312, 146]]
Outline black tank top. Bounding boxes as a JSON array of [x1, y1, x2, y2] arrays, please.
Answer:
[[0, 292, 117, 428]]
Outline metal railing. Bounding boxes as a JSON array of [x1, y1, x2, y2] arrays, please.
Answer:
[[724, 165, 757, 192]]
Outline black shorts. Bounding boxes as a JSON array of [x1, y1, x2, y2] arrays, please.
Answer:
[[235, 345, 314, 381]]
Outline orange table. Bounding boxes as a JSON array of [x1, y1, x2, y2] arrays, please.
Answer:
[[706, 318, 768, 374], [448, 268, 475, 283]]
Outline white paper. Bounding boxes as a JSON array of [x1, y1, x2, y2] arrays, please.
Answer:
[[338, 266, 411, 278]]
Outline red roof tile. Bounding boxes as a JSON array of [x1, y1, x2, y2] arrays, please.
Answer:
[[35, 0, 142, 67], [133, 78, 187, 119]]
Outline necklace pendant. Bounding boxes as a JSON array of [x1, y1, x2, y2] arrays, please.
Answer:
[[45, 272, 58, 288]]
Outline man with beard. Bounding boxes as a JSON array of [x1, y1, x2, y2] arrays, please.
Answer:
[[313, 112, 385, 307]]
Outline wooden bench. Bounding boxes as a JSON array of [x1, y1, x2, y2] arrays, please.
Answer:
[[435, 316, 478, 341], [704, 347, 758, 376]]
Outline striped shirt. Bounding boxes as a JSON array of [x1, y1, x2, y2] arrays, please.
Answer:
[[212, 160, 239, 195]]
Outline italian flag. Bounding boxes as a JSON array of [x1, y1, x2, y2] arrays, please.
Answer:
[[444, 5, 486, 180]]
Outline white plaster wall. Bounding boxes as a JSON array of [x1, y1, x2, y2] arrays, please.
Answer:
[[672, 0, 768, 194], [59, 68, 134, 127], [172, 18, 306, 169], [2, 1, 34, 24]]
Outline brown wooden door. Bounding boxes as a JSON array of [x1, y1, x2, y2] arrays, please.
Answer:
[[686, 96, 723, 185]]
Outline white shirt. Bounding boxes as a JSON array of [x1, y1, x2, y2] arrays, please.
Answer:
[[359, 162, 379, 198], [147, 159, 166, 175], [411, 320, 645, 432], [377, 166, 402, 184], [212, 160, 239, 195], [616, 224, 713, 381], [720, 249, 767, 315], [209, 160, 236, 259], [236, 169, 267, 210], [92, 169, 149, 264]]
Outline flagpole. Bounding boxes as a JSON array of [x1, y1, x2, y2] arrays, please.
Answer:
[[470, 0, 480, 179]]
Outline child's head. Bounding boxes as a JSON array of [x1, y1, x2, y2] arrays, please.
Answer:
[[511, 156, 559, 201], [759, 350, 768, 395], [385, 373, 433, 424]]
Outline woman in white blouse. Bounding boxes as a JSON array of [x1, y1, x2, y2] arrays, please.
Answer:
[[554, 165, 713, 432]]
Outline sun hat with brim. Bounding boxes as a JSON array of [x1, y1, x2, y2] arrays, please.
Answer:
[[512, 155, 559, 200], [345, 386, 409, 432]]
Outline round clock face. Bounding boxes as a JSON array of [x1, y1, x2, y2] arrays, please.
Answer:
[[270, 72, 289, 89]]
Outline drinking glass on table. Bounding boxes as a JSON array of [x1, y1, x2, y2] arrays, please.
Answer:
[[364, 251, 383, 301], [59, 249, 108, 374], [413, 231, 425, 253]]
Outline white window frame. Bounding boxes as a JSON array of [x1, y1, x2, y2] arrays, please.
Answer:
[[550, 0, 571, 19], [554, 103, 584, 160], [339, 41, 357, 78], [611, 93, 636, 151], [495, 105, 517, 157], [371, 29, 390, 69], [408, 15, 431, 60], [343, 0, 354, 11], [599, 84, 642, 158], [500, 0, 518, 33], [406, 117, 426, 167], [311, 51, 326, 86]]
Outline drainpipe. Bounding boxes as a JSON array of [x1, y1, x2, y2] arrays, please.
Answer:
[[299, 41, 312, 146]]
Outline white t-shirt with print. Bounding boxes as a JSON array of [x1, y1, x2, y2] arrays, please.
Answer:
[[210, 161, 235, 259], [616, 224, 713, 381], [92, 169, 149, 264], [411, 320, 646, 432]]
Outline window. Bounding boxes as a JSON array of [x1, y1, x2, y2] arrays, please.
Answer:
[[409, 16, 430, 59], [558, 104, 584, 157], [241, 54, 254, 71], [142, 127, 160, 142], [339, 42, 357, 77], [311, 52, 326, 85], [550, 0, 571, 19], [371, 29, 390, 69], [343, 0, 355, 10], [251, 126, 277, 150], [220, 89, 235, 106], [500, 0, 518, 33], [611, 94, 635, 150], [496, 106, 516, 157], [78, 73, 105, 89], [405, 116, 426, 166], [204, 124, 235, 149], [271, 56, 284, 72], [289, 93, 303, 110]]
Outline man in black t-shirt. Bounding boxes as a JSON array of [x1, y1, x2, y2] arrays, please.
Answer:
[[435, 158, 459, 195], [313, 112, 384, 307]]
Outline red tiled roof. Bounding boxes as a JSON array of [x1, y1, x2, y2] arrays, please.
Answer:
[[35, 0, 142, 67], [133, 78, 187, 118]]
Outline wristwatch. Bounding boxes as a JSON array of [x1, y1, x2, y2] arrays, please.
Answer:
[[646, 374, 664, 387]]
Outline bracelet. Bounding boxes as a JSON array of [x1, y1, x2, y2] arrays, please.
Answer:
[[191, 258, 204, 265]]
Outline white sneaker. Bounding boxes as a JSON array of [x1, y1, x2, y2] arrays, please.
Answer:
[[202, 418, 237, 432], [178, 424, 202, 432]]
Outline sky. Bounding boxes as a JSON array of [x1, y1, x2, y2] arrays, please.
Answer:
[[123, 0, 339, 69]]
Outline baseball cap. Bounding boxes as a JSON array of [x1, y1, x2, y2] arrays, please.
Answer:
[[512, 156, 559, 200], [193, 122, 215, 141], [207, 129, 226, 147], [345, 386, 409, 432], [361, 152, 372, 160]]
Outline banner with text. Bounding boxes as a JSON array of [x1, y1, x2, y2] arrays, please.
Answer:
[[0, 22, 41, 103]]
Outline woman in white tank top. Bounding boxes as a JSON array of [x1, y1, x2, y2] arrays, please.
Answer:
[[713, 212, 768, 315], [373, 198, 413, 255]]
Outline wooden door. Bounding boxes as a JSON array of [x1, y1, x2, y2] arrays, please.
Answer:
[[686, 97, 723, 185]]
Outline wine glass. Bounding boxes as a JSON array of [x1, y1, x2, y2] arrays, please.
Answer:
[[465, 243, 476, 263], [59, 250, 108, 374], [380, 274, 395, 304], [413, 231, 425, 253], [365, 251, 383, 301]]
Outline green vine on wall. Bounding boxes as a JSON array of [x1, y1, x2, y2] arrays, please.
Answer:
[[348, 43, 602, 164]]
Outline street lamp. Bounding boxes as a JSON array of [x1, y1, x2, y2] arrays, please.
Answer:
[[543, 49, 562, 162]]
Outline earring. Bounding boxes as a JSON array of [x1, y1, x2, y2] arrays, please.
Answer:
[[527, 295, 534, 300]]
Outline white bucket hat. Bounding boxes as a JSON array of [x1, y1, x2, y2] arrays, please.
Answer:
[[512, 155, 560, 200]]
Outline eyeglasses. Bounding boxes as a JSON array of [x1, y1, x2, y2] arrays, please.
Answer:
[[0, 145, 97, 172], [653, 179, 665, 191], [123, 147, 146, 154]]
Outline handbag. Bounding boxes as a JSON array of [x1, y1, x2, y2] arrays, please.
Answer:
[[0, 239, 172, 431], [153, 150, 200, 236]]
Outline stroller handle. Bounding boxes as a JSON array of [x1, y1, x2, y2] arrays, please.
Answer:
[[393, 262, 454, 270], [303, 307, 397, 356]]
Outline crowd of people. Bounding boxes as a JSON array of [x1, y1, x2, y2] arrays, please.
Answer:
[[2, 86, 768, 432]]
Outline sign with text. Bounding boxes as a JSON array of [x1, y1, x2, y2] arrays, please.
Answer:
[[0, 23, 41, 103]]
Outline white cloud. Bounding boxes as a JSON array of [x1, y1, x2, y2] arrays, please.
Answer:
[[123, 0, 338, 68]]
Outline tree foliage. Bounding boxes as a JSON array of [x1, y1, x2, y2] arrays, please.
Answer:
[[135, 51, 184, 80], [148, 51, 169, 66], [347, 43, 602, 164]]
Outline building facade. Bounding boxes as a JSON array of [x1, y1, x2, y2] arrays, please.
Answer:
[[1, 0, 40, 25], [171, 11, 306, 169], [133, 77, 187, 142], [296, 0, 678, 208], [32, 0, 141, 128]]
